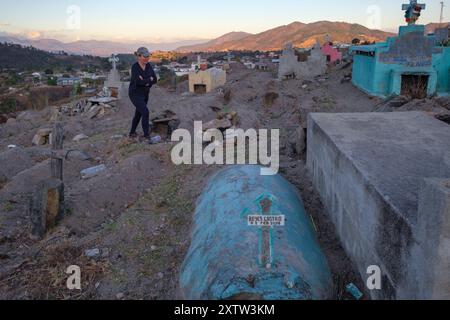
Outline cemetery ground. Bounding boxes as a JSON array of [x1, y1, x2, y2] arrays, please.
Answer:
[[0, 64, 448, 300]]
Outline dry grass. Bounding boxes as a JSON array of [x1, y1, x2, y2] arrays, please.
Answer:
[[0, 241, 109, 300], [403, 77, 428, 100]]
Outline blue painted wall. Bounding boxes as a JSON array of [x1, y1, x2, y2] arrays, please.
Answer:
[[351, 25, 450, 97], [435, 48, 450, 93], [180, 165, 333, 300]]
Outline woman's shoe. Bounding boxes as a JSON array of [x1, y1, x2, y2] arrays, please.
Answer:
[[138, 135, 150, 143]]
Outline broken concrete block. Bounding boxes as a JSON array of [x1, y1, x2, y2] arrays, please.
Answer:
[[5, 118, 16, 126], [87, 105, 101, 119], [85, 248, 100, 258], [49, 107, 62, 123], [203, 118, 232, 131], [38, 128, 53, 136], [66, 150, 92, 161], [31, 135, 46, 146], [386, 95, 410, 109], [30, 178, 65, 239], [435, 96, 450, 110], [98, 107, 106, 117], [81, 164, 107, 180], [73, 134, 89, 142], [32, 128, 53, 146], [224, 111, 239, 125]]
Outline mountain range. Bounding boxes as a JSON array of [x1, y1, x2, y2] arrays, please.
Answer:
[[177, 21, 395, 52], [1, 21, 448, 56], [176, 21, 450, 52], [176, 32, 253, 52], [0, 35, 207, 57]]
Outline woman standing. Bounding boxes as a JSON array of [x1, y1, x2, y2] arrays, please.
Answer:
[[128, 47, 158, 141]]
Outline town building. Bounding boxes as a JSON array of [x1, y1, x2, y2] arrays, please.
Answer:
[[322, 41, 342, 64], [255, 62, 269, 71], [57, 77, 81, 87]]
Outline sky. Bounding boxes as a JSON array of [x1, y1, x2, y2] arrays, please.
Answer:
[[0, 0, 448, 43]]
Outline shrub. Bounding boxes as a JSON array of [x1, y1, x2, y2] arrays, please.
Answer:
[[0, 97, 17, 114]]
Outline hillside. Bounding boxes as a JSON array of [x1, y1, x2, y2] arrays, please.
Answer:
[[176, 32, 253, 52], [0, 43, 109, 71], [0, 36, 208, 57], [425, 22, 450, 34], [177, 21, 396, 52]]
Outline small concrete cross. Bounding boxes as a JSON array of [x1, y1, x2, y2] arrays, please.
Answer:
[[246, 196, 284, 269], [109, 54, 119, 71], [402, 0, 426, 25]]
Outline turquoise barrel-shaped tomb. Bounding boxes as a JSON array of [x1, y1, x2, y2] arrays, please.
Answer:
[[180, 165, 333, 300]]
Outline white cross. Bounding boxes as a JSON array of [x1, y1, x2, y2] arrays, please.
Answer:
[[243, 195, 280, 270], [109, 54, 119, 71]]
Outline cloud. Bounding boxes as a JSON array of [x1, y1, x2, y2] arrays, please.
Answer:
[[26, 31, 42, 39]]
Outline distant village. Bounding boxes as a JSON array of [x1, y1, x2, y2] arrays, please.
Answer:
[[0, 40, 354, 89]]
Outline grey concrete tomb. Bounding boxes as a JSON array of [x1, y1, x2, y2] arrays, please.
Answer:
[[306, 111, 450, 300]]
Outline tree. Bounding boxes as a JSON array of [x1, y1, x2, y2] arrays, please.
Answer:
[[72, 82, 82, 96], [0, 97, 17, 114], [5, 73, 21, 86], [177, 56, 188, 64], [45, 69, 54, 75], [352, 38, 361, 45], [47, 77, 57, 86]]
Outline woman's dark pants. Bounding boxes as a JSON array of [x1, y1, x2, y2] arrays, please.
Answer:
[[129, 94, 150, 137]]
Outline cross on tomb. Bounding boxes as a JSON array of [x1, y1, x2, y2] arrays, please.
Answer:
[[109, 54, 119, 71], [402, 0, 426, 25], [245, 195, 286, 270]]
